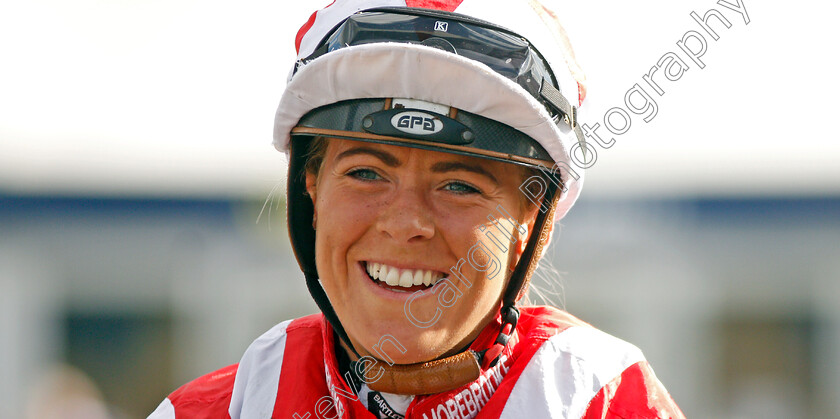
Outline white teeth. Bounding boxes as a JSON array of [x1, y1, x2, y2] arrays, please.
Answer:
[[385, 267, 400, 286], [413, 270, 424, 286], [423, 270, 432, 286], [365, 262, 446, 289], [399, 271, 414, 287]]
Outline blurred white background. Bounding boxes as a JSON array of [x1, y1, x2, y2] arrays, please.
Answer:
[[1, 1, 838, 418]]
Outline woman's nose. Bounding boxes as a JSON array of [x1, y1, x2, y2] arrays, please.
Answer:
[[375, 187, 435, 242]]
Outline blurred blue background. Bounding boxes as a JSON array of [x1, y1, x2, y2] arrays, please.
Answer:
[[1, 1, 838, 418]]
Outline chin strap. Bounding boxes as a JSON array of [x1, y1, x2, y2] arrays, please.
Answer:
[[359, 306, 519, 395], [360, 305, 522, 395], [367, 350, 482, 395]]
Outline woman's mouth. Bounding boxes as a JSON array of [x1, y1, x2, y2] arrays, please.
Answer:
[[363, 261, 446, 292]]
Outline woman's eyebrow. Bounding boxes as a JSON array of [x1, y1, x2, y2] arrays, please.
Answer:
[[335, 146, 401, 167], [430, 161, 499, 185]]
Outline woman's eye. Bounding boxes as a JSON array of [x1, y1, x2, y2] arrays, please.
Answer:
[[443, 181, 481, 195], [347, 168, 381, 181]]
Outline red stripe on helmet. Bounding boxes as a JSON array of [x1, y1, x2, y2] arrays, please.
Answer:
[[295, 0, 337, 54], [578, 81, 586, 105], [405, 0, 464, 12]]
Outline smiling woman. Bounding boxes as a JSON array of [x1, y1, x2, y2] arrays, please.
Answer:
[[305, 139, 536, 366], [149, 1, 684, 418]]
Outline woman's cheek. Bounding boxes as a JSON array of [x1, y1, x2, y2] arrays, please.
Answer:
[[464, 240, 504, 282]]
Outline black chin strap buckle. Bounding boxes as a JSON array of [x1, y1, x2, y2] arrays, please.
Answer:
[[501, 305, 520, 328], [481, 305, 521, 370]]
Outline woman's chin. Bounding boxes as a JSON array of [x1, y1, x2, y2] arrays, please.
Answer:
[[353, 326, 457, 365], [389, 349, 443, 365], [367, 342, 450, 365]]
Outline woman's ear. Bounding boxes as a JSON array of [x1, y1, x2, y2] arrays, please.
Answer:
[[305, 171, 318, 229], [509, 206, 552, 270], [517, 223, 530, 255]]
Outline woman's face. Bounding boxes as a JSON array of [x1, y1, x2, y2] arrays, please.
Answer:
[[306, 139, 537, 364]]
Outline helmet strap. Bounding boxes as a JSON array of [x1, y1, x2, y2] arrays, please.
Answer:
[[304, 273, 363, 359], [480, 180, 560, 369]]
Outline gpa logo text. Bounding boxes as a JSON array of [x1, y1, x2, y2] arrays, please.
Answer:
[[391, 111, 443, 135]]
